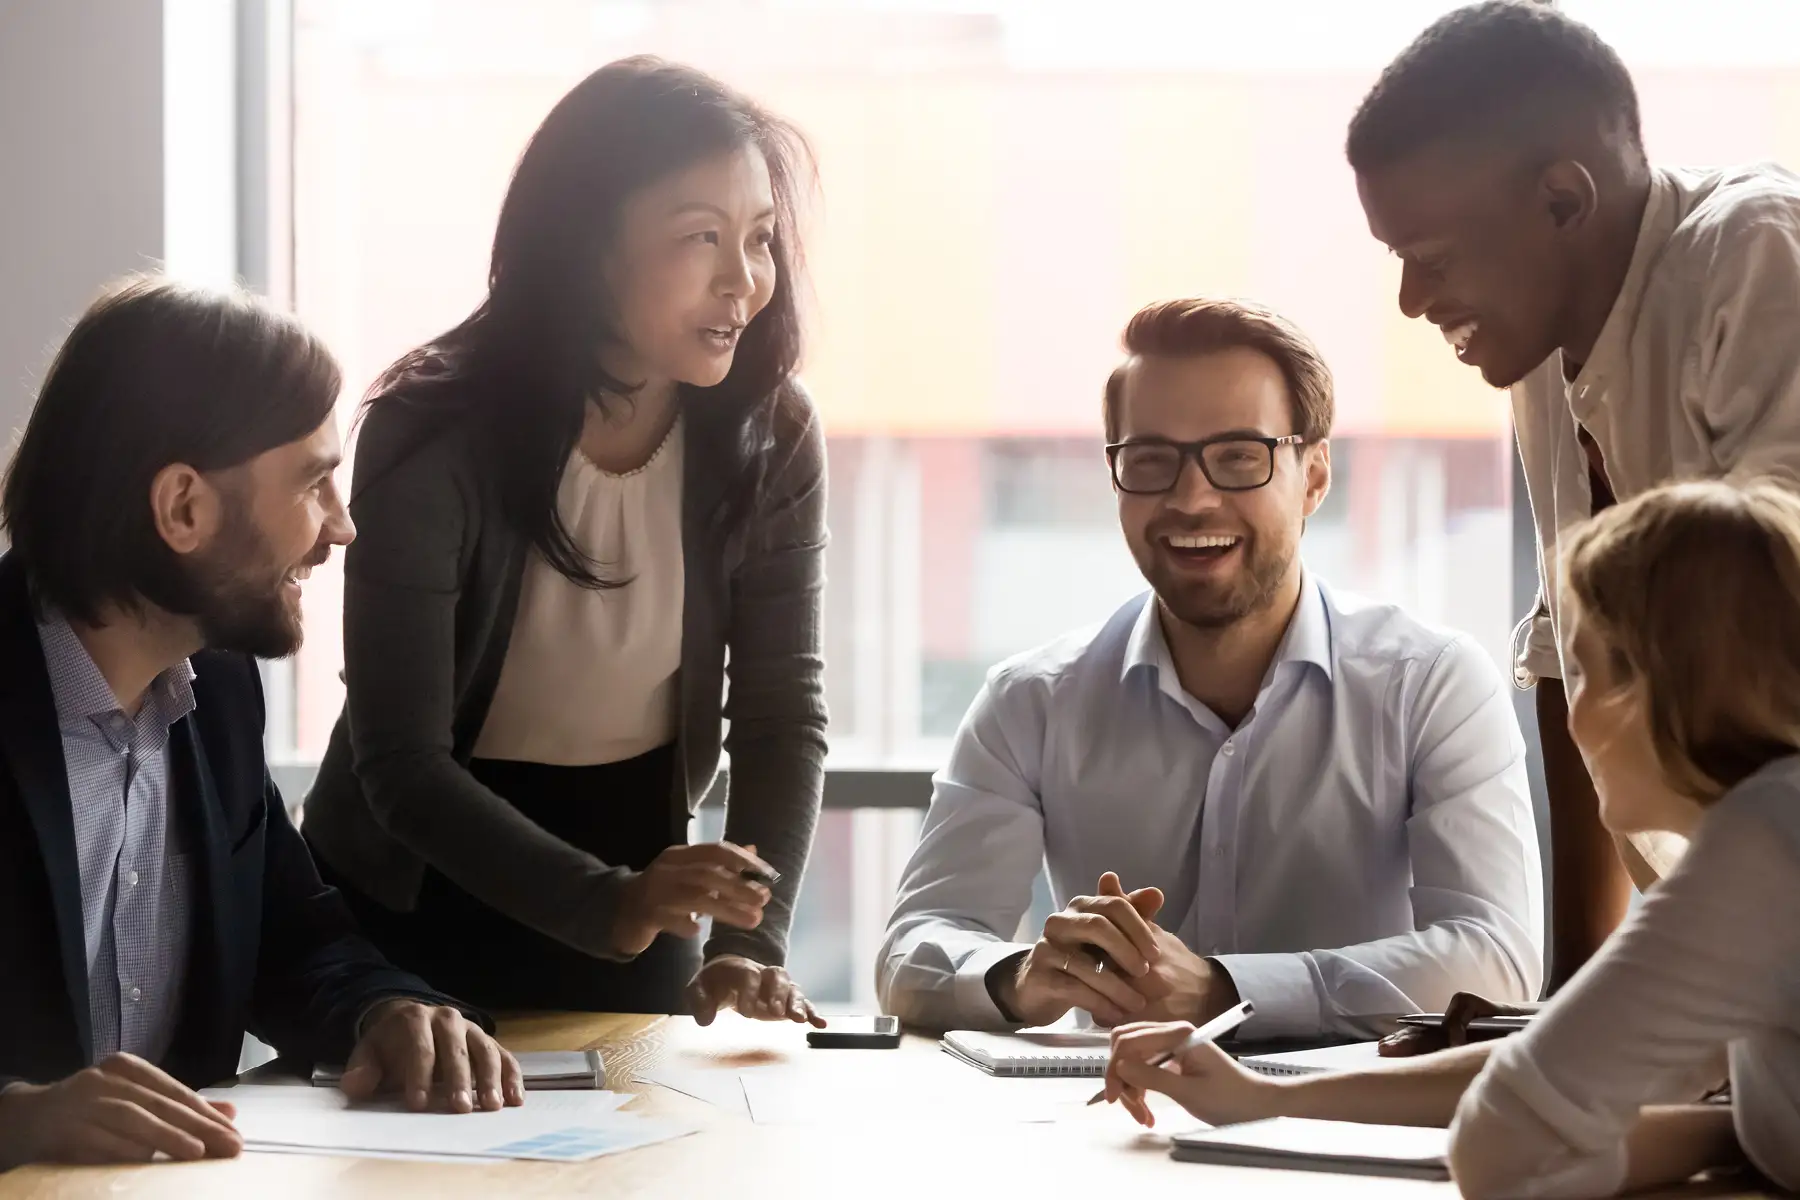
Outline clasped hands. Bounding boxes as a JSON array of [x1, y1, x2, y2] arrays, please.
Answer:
[[992, 871, 1239, 1029]]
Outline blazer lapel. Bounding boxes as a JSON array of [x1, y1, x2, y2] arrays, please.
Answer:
[[163, 718, 235, 1081], [0, 555, 94, 1062]]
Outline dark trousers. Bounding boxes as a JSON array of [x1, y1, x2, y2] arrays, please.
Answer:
[[311, 745, 698, 1013]]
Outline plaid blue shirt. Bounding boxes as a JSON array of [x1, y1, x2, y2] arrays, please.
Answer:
[[35, 613, 197, 1064]]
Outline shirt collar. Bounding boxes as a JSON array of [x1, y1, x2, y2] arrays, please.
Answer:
[[1121, 571, 1335, 690], [1567, 167, 1683, 412], [34, 609, 198, 728], [1271, 572, 1334, 684], [1121, 592, 1168, 682]]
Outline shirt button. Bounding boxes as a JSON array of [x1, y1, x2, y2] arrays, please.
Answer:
[[127, 870, 139, 887], [1221, 741, 1236, 757], [129, 986, 142, 1002]]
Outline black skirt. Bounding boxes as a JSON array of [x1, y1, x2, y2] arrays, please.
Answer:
[[312, 744, 699, 1014]]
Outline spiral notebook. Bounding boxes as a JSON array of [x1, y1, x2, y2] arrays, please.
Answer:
[[941, 1030, 1113, 1077], [1235, 1041, 1383, 1078]]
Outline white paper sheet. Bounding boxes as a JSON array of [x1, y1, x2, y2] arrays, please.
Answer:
[[243, 1142, 509, 1165], [201, 1084, 690, 1163], [738, 1069, 1095, 1126], [635, 1066, 753, 1117]]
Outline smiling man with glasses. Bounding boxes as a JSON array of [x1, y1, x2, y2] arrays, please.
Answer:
[[877, 297, 1544, 1040]]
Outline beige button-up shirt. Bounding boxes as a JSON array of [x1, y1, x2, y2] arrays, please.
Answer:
[[1513, 162, 1800, 689], [1512, 162, 1800, 879]]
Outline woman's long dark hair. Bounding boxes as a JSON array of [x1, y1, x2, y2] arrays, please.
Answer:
[[361, 56, 813, 587]]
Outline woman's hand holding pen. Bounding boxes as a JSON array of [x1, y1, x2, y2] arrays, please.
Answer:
[[610, 841, 777, 956], [1102, 1021, 1281, 1129]]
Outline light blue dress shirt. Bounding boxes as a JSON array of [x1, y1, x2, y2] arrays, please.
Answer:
[[36, 613, 196, 1064], [878, 576, 1544, 1039]]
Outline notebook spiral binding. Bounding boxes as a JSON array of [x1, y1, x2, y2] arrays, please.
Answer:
[[1010, 1055, 1105, 1078]]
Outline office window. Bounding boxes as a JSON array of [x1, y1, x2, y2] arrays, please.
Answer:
[[281, 0, 1800, 1003]]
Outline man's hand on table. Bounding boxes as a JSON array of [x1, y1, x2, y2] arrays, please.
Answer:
[[339, 999, 523, 1113], [1377, 992, 1542, 1057], [0, 1054, 243, 1169], [686, 955, 826, 1027]]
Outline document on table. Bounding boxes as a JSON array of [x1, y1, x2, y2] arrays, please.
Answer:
[[737, 1068, 1097, 1125], [201, 1084, 695, 1164], [639, 1057, 1094, 1125], [636, 1065, 753, 1117]]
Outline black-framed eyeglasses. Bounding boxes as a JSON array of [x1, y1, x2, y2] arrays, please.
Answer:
[[1105, 434, 1307, 495]]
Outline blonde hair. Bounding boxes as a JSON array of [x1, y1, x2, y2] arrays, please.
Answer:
[[1561, 478, 1800, 802]]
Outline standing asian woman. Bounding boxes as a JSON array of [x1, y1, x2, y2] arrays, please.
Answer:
[[302, 57, 828, 1023]]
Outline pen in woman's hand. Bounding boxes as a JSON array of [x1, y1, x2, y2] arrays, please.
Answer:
[[1087, 1000, 1256, 1106]]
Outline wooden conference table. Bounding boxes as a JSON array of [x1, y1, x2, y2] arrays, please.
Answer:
[[0, 1012, 1781, 1199]]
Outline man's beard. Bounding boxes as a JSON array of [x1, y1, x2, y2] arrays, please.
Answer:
[[1143, 533, 1294, 631], [179, 503, 305, 660]]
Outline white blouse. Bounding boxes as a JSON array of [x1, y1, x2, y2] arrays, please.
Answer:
[[1449, 756, 1800, 1198], [473, 416, 685, 767]]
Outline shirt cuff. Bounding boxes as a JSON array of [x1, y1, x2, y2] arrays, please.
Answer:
[[1512, 609, 1563, 689], [1209, 952, 1322, 1039], [355, 996, 406, 1043], [353, 992, 459, 1042], [956, 941, 1034, 1028]]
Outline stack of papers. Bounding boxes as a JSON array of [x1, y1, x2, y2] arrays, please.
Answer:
[[201, 1084, 694, 1164]]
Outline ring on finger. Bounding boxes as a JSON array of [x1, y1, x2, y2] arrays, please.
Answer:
[[1061, 952, 1073, 973]]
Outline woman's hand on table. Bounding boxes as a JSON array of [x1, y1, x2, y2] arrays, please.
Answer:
[[686, 956, 827, 1028]]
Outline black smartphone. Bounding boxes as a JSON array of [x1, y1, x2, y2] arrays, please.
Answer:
[[806, 1016, 901, 1049]]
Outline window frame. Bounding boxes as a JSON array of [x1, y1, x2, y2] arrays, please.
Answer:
[[242, 0, 1540, 830]]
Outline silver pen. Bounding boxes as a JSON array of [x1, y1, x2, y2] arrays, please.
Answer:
[[1085, 999, 1256, 1106]]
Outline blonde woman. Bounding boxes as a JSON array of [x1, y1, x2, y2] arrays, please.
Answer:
[[1105, 479, 1800, 1197]]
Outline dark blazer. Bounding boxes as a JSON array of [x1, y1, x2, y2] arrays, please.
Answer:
[[0, 552, 482, 1090], [302, 385, 828, 966]]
